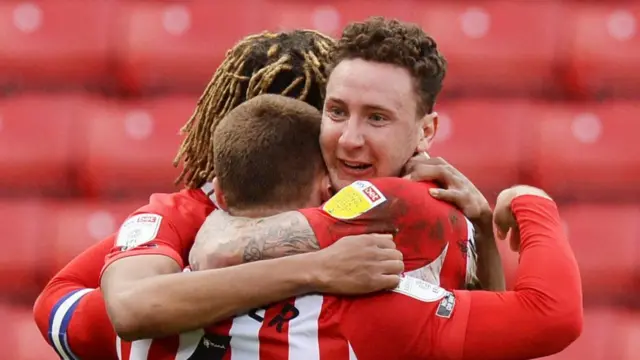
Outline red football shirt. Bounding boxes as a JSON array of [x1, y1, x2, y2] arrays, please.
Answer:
[[103, 187, 217, 271], [33, 187, 215, 360], [301, 178, 476, 289], [127, 195, 580, 360], [118, 178, 478, 359]]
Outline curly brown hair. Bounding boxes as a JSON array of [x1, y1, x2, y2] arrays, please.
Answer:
[[174, 30, 335, 189], [329, 17, 446, 115]]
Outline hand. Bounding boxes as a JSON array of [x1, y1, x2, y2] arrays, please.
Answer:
[[494, 185, 552, 252], [309, 234, 404, 295], [403, 155, 492, 227]]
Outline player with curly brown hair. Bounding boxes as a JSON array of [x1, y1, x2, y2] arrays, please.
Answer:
[[321, 16, 447, 190]]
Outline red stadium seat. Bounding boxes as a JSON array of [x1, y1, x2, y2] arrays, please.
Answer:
[[80, 95, 197, 197], [263, 0, 414, 38], [48, 199, 146, 274], [531, 101, 640, 201], [430, 99, 532, 195], [562, 204, 640, 299], [0, 303, 58, 360], [564, 3, 640, 97], [115, 1, 264, 93], [0, 1, 112, 88], [0, 94, 89, 196], [0, 200, 50, 295], [542, 308, 640, 360], [416, 1, 564, 95]]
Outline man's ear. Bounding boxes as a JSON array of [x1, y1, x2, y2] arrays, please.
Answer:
[[212, 177, 228, 211], [416, 112, 438, 153]]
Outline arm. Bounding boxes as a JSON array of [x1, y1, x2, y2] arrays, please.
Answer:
[[470, 212, 506, 291], [104, 213, 402, 340], [101, 190, 322, 340], [455, 195, 582, 359], [347, 192, 582, 360], [103, 252, 318, 340], [33, 237, 118, 360], [189, 210, 320, 270]]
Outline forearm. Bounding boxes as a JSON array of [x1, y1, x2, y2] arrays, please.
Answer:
[[110, 253, 320, 340], [460, 197, 582, 359], [190, 211, 319, 270], [473, 216, 506, 291]]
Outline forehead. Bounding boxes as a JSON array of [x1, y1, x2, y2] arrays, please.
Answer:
[[326, 58, 416, 114]]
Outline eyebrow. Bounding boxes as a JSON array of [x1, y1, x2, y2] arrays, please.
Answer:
[[326, 97, 395, 114]]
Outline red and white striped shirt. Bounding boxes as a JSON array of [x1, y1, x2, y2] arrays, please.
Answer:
[[118, 179, 477, 359], [118, 277, 467, 360]]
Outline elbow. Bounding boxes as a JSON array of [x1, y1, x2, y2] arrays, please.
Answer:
[[32, 293, 50, 339], [104, 290, 150, 341], [537, 304, 584, 356], [555, 308, 583, 349]]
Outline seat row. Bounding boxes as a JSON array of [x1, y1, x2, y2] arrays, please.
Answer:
[[1, 94, 638, 201], [0, 0, 638, 96], [0, 199, 637, 300]]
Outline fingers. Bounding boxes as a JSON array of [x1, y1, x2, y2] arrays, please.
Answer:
[[428, 188, 464, 203], [366, 233, 396, 249], [374, 248, 403, 262], [377, 259, 404, 274], [373, 274, 402, 291], [403, 157, 463, 189]]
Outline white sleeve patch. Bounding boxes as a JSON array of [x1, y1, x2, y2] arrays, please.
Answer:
[[115, 214, 163, 250], [392, 276, 449, 302]]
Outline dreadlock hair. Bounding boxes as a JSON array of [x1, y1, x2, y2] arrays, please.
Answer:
[[174, 30, 335, 189], [328, 17, 447, 115]]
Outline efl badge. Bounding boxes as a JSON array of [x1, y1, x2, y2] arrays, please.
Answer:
[[322, 180, 387, 220], [392, 276, 448, 303], [116, 213, 162, 251]]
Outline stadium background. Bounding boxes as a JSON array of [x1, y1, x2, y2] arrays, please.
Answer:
[[0, 0, 637, 358]]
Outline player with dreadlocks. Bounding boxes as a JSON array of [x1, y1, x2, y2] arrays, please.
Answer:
[[174, 30, 333, 188], [33, 30, 403, 360]]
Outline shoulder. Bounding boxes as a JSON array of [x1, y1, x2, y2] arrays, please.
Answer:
[[145, 188, 214, 213]]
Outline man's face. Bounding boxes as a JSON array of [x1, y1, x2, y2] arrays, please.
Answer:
[[320, 58, 438, 190]]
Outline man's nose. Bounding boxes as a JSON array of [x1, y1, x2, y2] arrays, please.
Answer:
[[338, 118, 365, 149]]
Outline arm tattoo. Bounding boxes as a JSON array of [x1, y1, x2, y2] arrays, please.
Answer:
[[241, 212, 319, 263]]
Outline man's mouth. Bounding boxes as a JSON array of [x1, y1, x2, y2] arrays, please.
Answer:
[[338, 160, 373, 175]]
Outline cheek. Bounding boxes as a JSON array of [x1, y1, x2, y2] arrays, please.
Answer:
[[319, 120, 340, 154], [372, 128, 417, 170]]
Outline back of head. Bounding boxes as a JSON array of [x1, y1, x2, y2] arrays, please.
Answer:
[[213, 94, 324, 212], [175, 30, 335, 189], [329, 17, 446, 115]]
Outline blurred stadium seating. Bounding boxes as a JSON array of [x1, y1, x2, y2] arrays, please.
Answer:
[[0, 0, 637, 358]]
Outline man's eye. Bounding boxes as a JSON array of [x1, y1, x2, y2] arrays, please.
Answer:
[[330, 107, 345, 116], [369, 113, 386, 122]]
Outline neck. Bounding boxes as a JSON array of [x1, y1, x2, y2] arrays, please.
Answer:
[[227, 205, 300, 218]]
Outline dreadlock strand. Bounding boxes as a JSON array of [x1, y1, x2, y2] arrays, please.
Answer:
[[299, 62, 313, 100], [280, 76, 304, 96]]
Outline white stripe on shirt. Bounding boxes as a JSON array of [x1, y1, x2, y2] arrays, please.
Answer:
[[229, 308, 265, 359], [288, 295, 323, 360]]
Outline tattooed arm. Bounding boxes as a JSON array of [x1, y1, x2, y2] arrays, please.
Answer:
[[190, 210, 319, 271]]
